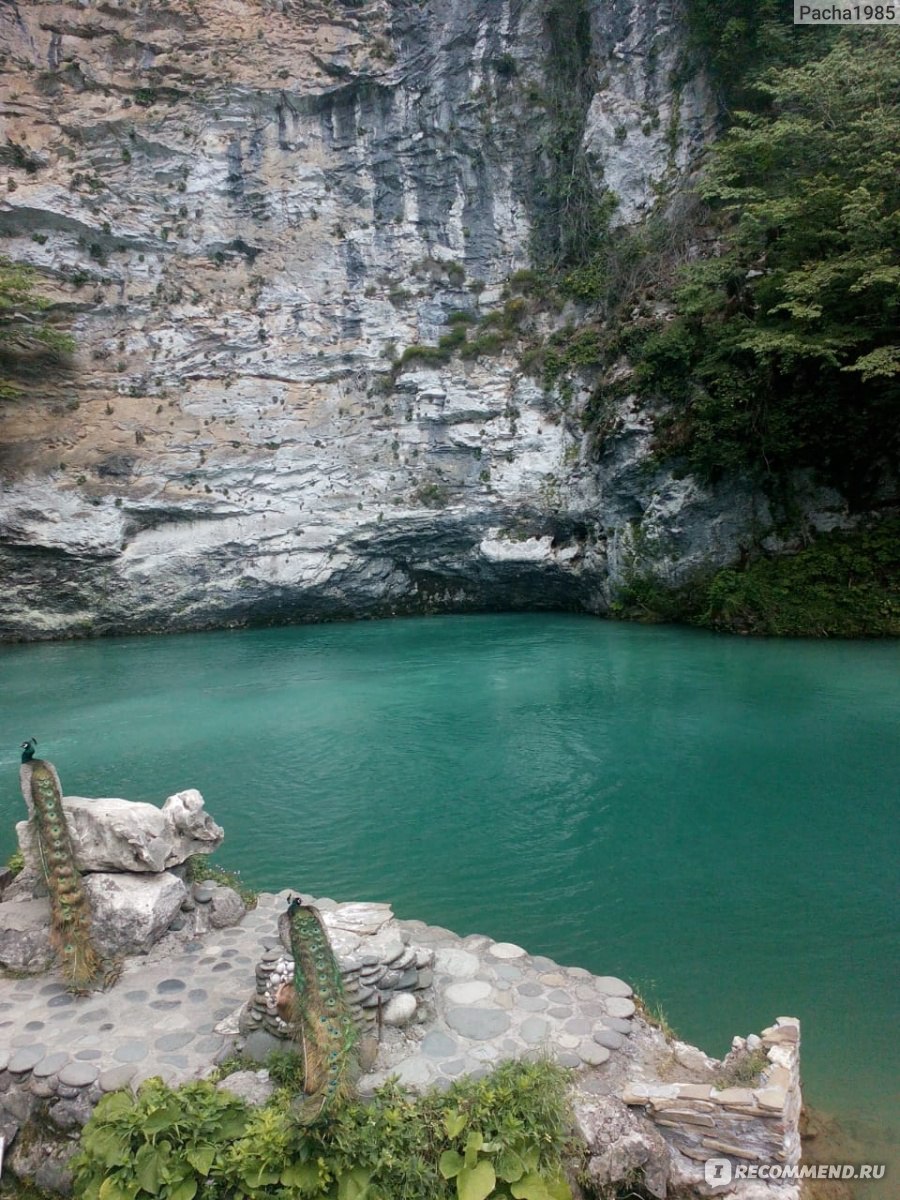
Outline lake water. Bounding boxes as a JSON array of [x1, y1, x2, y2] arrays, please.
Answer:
[[1, 614, 897, 1187]]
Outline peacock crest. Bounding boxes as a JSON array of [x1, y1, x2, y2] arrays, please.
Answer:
[[285, 895, 358, 1123], [20, 739, 103, 992]]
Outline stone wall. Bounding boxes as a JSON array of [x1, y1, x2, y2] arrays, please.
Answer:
[[239, 899, 435, 1056], [623, 1018, 802, 1174]]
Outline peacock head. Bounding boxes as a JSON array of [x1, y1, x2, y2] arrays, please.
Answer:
[[286, 893, 304, 917], [20, 738, 38, 763]]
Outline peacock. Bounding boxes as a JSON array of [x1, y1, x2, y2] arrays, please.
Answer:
[[284, 895, 358, 1123], [19, 738, 102, 991]]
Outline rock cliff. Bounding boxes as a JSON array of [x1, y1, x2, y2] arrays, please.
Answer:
[[0, 0, 842, 639]]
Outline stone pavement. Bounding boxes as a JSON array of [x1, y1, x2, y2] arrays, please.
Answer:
[[0, 890, 635, 1102], [361, 917, 635, 1093]]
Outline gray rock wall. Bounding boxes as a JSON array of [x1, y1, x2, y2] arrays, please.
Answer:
[[0, 1, 843, 638]]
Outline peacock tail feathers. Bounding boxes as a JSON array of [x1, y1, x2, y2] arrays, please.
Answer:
[[286, 897, 358, 1123], [26, 758, 102, 992]]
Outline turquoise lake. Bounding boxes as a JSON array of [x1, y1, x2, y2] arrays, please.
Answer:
[[1, 614, 897, 1183]]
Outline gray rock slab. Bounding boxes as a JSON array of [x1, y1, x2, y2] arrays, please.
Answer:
[[593, 976, 633, 998], [33, 1052, 69, 1078], [422, 1031, 458, 1058], [58, 1061, 99, 1087], [445, 1007, 511, 1040], [593, 1028, 626, 1050], [155, 1032, 195, 1051], [520, 1017, 550, 1044], [577, 1041, 611, 1066], [114, 1041, 149, 1064], [9, 1045, 47, 1073], [99, 1065, 137, 1092], [433, 948, 480, 978], [445, 980, 492, 1004], [604, 996, 636, 1019]]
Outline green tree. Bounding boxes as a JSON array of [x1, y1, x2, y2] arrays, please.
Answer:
[[0, 256, 74, 399], [635, 28, 899, 504]]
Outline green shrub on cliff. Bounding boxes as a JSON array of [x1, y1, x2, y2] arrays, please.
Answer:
[[633, 28, 899, 505], [71, 1060, 575, 1200], [0, 257, 74, 400], [616, 520, 900, 638]]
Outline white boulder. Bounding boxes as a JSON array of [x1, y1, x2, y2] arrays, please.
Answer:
[[83, 871, 188, 956], [16, 788, 223, 874]]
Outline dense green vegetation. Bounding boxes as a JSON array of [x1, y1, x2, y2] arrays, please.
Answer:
[[616, 520, 900, 638], [71, 1060, 575, 1200], [0, 257, 73, 399], [633, 28, 899, 505]]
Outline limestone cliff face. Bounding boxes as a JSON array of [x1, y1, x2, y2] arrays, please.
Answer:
[[0, 0, 835, 639]]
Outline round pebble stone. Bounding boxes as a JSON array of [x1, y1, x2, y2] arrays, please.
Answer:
[[577, 1041, 610, 1066], [157, 979, 187, 994], [114, 1041, 149, 1064], [580, 1001, 607, 1019], [421, 1031, 458, 1058], [47, 994, 74, 1008], [517, 981, 543, 997], [594, 1028, 626, 1050], [531, 957, 558, 972], [547, 989, 571, 1004], [194, 885, 214, 904], [188, 989, 208, 1003], [470, 1044, 499, 1062], [445, 981, 492, 1005], [489, 943, 526, 960], [605, 997, 636, 1019], [566, 967, 592, 980], [594, 976, 633, 998], [9, 1045, 47, 1073], [433, 948, 480, 978], [155, 1032, 195, 1052], [211, 963, 232, 972], [564, 1018, 592, 1035], [125, 990, 149, 1003], [440, 1059, 466, 1077], [549, 1007, 573, 1019], [539, 973, 567, 987], [99, 1064, 137, 1092], [150, 1000, 181, 1011], [76, 1049, 102, 1061], [517, 995, 548, 1012], [159, 1054, 189, 1069], [59, 1061, 99, 1088], [25, 1021, 45, 1032], [556, 1052, 582, 1068], [556, 1033, 581, 1050], [195, 1035, 226, 1054], [30, 1076, 57, 1098], [39, 983, 67, 996], [78, 1009, 108, 1024], [603, 1016, 633, 1034], [494, 964, 523, 982], [445, 1007, 511, 1040], [520, 1016, 550, 1044], [383, 994, 417, 1027], [34, 1051, 70, 1078]]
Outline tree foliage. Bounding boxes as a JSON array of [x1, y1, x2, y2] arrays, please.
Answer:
[[634, 29, 899, 505], [0, 256, 74, 399]]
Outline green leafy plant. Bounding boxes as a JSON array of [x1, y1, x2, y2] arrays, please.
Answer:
[[71, 1077, 249, 1200], [0, 257, 75, 399], [187, 855, 258, 909], [715, 1048, 768, 1089], [72, 1061, 576, 1200]]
